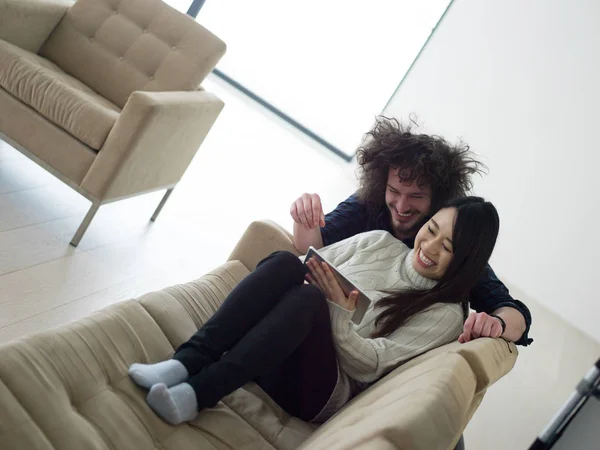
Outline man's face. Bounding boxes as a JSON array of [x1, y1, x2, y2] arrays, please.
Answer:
[[385, 167, 432, 239]]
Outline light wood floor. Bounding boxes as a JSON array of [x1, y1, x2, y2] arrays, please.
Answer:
[[1, 75, 598, 450]]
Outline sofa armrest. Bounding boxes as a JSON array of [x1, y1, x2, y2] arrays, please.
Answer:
[[299, 338, 518, 450], [300, 352, 478, 450], [228, 220, 300, 270], [81, 90, 224, 201], [0, 0, 72, 53]]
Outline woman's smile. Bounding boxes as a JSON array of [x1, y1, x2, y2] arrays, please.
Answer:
[[416, 248, 436, 268]]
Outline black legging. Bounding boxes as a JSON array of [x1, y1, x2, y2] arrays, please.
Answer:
[[173, 251, 339, 421]]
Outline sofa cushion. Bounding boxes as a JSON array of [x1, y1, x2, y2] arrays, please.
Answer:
[[0, 39, 120, 150], [40, 0, 226, 108], [0, 87, 97, 185], [0, 261, 315, 450]]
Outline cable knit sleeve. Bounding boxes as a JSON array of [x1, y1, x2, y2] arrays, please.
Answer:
[[327, 301, 464, 383]]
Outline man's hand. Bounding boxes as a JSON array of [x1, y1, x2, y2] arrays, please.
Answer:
[[306, 259, 358, 311], [290, 193, 325, 230], [458, 312, 503, 343]]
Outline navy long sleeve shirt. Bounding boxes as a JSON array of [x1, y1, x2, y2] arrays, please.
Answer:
[[320, 194, 532, 346]]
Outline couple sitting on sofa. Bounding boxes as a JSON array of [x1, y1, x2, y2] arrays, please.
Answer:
[[128, 117, 532, 425]]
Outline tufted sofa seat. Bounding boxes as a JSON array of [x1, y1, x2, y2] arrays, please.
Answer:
[[0, 220, 519, 450], [0, 0, 226, 246]]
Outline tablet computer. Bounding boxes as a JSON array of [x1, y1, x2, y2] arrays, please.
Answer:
[[304, 246, 372, 325]]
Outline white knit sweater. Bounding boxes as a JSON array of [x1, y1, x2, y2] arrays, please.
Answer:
[[309, 230, 464, 421]]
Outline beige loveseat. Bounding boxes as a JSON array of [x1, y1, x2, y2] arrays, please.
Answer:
[[0, 220, 518, 450], [0, 0, 226, 246]]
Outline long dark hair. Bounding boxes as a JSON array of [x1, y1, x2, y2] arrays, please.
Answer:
[[372, 197, 500, 338], [356, 116, 486, 215]]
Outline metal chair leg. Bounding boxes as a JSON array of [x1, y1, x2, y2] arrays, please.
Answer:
[[70, 202, 100, 247], [150, 188, 174, 222]]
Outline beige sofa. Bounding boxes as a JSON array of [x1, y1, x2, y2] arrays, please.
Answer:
[[0, 0, 226, 246], [0, 220, 518, 450]]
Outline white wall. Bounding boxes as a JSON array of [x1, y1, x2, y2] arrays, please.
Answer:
[[384, 0, 600, 343]]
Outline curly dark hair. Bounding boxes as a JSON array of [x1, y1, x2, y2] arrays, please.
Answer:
[[356, 116, 486, 215]]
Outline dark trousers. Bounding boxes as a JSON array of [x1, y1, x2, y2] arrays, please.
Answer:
[[173, 251, 339, 422]]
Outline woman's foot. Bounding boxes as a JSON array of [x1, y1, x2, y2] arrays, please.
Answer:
[[128, 360, 188, 389], [147, 383, 198, 425]]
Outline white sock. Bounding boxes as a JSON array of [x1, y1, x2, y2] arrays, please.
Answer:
[[147, 382, 198, 425], [128, 360, 188, 389]]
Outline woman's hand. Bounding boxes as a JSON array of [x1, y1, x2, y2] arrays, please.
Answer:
[[305, 259, 358, 311], [458, 311, 503, 343]]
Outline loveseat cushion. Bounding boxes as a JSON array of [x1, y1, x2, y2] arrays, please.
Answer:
[[0, 261, 315, 450], [0, 39, 120, 150]]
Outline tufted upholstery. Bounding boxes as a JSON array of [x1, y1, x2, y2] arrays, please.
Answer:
[[0, 39, 120, 150], [40, 0, 226, 108]]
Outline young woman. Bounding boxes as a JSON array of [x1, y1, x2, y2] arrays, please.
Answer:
[[129, 196, 500, 425]]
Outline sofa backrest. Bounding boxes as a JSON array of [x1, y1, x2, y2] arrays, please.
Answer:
[[40, 0, 226, 108]]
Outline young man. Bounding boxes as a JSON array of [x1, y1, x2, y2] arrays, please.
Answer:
[[291, 117, 531, 345]]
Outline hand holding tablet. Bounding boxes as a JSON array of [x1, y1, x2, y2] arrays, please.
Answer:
[[304, 247, 372, 324]]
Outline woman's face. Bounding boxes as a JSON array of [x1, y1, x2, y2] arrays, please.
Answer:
[[412, 207, 457, 280]]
